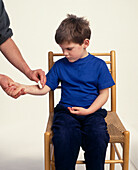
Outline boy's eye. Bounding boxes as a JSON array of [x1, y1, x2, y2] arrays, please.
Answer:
[[67, 48, 73, 51]]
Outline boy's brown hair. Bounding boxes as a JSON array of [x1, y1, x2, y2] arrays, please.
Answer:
[[55, 14, 91, 45]]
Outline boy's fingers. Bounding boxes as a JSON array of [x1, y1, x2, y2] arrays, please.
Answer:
[[8, 82, 15, 87], [13, 89, 26, 99], [68, 107, 80, 114], [72, 107, 81, 111], [67, 107, 72, 110], [14, 91, 22, 98], [68, 107, 75, 112], [71, 110, 80, 114]]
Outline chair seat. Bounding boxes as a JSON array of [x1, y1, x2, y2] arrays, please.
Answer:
[[46, 111, 126, 143], [106, 112, 126, 143]]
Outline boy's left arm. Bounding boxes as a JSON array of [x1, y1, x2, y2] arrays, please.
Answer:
[[68, 88, 109, 115]]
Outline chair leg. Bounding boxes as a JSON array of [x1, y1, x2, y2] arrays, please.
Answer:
[[52, 148, 55, 170], [123, 131, 130, 170], [45, 132, 51, 170], [110, 143, 115, 170]]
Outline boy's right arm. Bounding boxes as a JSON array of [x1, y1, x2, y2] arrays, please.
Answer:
[[24, 84, 51, 95], [5, 82, 51, 98]]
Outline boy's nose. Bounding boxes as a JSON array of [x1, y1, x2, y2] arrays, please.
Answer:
[[63, 50, 69, 56]]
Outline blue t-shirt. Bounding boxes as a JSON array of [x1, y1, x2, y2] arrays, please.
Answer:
[[46, 53, 115, 108]]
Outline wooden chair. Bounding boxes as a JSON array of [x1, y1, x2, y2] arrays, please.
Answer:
[[44, 50, 130, 170]]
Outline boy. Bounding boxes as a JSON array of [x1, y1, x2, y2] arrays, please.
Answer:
[[8, 14, 115, 170]]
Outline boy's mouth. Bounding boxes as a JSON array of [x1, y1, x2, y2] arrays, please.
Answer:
[[66, 56, 71, 60]]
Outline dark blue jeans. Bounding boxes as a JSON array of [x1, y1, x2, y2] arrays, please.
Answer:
[[52, 104, 109, 170]]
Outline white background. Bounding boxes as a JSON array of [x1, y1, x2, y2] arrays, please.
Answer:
[[0, 0, 138, 169]]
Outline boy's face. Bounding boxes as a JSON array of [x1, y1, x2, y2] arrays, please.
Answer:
[[59, 39, 89, 62]]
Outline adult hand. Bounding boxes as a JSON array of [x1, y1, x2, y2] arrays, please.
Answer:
[[4, 82, 26, 99], [0, 74, 25, 98], [68, 107, 91, 115], [27, 69, 46, 87], [0, 74, 14, 89]]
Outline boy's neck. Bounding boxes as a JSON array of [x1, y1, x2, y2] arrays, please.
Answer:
[[80, 51, 89, 59]]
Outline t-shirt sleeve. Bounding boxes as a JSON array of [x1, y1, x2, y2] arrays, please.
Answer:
[[98, 60, 115, 90], [46, 63, 59, 91], [0, 0, 13, 45]]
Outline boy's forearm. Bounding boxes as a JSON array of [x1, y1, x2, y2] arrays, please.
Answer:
[[87, 88, 109, 114], [24, 84, 51, 95], [68, 88, 109, 115]]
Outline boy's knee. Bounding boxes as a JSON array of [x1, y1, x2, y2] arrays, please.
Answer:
[[82, 131, 109, 153]]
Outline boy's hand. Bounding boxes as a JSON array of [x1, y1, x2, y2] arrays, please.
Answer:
[[68, 107, 91, 115], [4, 82, 26, 99]]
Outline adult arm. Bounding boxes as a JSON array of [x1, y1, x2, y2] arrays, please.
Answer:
[[0, 38, 46, 86], [0, 0, 46, 87], [68, 88, 109, 115]]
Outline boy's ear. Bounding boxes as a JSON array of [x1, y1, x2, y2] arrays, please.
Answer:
[[83, 39, 89, 48]]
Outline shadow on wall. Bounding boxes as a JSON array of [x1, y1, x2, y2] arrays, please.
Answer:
[[0, 157, 43, 170]]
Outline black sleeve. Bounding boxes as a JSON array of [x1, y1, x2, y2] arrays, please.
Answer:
[[0, 0, 13, 45]]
